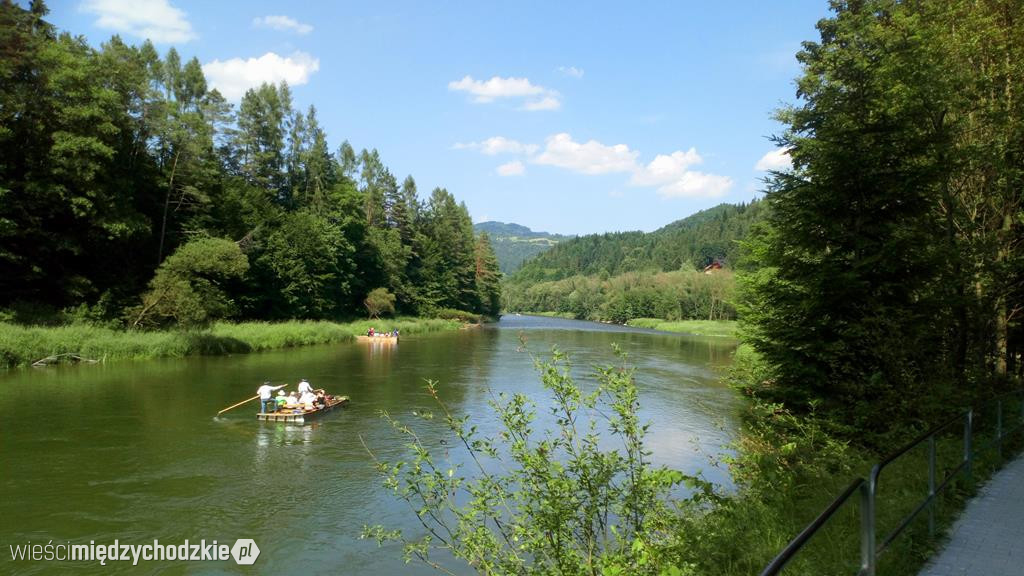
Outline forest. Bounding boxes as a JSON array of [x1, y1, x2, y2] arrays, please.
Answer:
[[503, 201, 764, 322], [0, 0, 502, 329]]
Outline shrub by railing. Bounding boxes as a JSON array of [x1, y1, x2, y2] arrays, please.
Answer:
[[760, 389, 1024, 576]]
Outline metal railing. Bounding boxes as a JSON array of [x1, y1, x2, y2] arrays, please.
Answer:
[[760, 388, 1024, 576]]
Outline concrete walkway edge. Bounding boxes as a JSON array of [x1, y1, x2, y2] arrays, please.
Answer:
[[917, 453, 1024, 576]]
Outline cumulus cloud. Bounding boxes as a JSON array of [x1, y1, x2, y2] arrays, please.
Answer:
[[448, 75, 561, 111], [81, 0, 195, 44], [629, 147, 733, 198], [533, 133, 638, 175], [453, 137, 538, 156], [521, 96, 561, 111], [654, 171, 733, 198], [456, 132, 732, 198], [202, 52, 320, 101], [496, 161, 525, 177], [558, 66, 584, 78], [252, 15, 313, 35], [630, 149, 703, 187], [755, 147, 792, 171]]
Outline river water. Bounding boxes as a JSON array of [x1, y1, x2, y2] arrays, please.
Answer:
[[0, 315, 738, 575]]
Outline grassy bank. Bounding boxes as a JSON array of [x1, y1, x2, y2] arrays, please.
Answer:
[[625, 317, 737, 337], [521, 311, 577, 319], [0, 318, 462, 368]]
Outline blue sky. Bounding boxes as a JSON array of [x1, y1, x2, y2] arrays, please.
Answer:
[[46, 0, 830, 235]]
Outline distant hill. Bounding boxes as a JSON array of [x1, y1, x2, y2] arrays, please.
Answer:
[[473, 221, 573, 274], [506, 201, 767, 285]]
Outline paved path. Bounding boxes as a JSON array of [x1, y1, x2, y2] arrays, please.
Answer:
[[917, 454, 1024, 576]]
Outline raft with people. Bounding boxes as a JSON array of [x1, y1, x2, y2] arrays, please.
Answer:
[[254, 379, 349, 423], [256, 394, 349, 423], [357, 327, 399, 343]]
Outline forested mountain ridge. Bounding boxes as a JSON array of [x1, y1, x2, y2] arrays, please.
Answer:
[[507, 201, 766, 285], [0, 2, 501, 326], [472, 221, 573, 274], [502, 201, 765, 322]]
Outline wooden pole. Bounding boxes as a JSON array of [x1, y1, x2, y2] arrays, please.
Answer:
[[218, 384, 288, 415], [217, 394, 260, 415]]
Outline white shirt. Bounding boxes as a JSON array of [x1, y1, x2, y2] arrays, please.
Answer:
[[257, 384, 275, 399], [300, 391, 316, 408], [298, 381, 313, 394]]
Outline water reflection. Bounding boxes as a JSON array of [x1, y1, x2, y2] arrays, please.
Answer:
[[0, 315, 737, 575]]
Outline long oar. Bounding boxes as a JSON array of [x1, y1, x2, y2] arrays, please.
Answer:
[[217, 384, 290, 415], [217, 394, 261, 415]]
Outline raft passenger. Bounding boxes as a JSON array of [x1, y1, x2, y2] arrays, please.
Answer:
[[257, 381, 285, 413]]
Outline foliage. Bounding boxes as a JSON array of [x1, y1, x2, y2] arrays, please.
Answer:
[[364, 347, 707, 575], [365, 287, 396, 319], [506, 201, 765, 287], [129, 237, 248, 328], [507, 269, 735, 324], [473, 233, 503, 318], [0, 1, 502, 328], [737, 0, 1024, 441]]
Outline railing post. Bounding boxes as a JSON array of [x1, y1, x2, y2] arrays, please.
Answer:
[[860, 471, 877, 576], [964, 410, 974, 489], [928, 435, 936, 538], [996, 400, 1003, 461]]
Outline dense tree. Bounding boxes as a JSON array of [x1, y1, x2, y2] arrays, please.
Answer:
[[738, 0, 1024, 437], [364, 287, 396, 319], [130, 237, 248, 328], [0, 2, 503, 326], [473, 233, 502, 317]]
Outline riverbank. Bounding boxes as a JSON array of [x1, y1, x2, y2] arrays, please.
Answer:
[[625, 318, 737, 337], [511, 312, 738, 337], [0, 318, 462, 368]]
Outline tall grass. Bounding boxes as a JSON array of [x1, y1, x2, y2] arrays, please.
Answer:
[[0, 317, 462, 368], [626, 318, 738, 337]]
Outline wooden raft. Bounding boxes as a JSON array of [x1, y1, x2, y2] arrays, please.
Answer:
[[257, 396, 350, 423], [356, 334, 399, 344]]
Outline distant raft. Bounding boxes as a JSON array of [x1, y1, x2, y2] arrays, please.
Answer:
[[257, 395, 349, 423], [356, 334, 399, 344]]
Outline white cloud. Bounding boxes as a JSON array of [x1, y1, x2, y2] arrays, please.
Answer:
[[521, 96, 561, 111], [496, 161, 525, 177], [202, 52, 320, 101], [629, 147, 733, 198], [81, 0, 195, 44], [654, 171, 733, 198], [448, 75, 544, 102], [457, 132, 732, 198], [558, 66, 585, 78], [630, 149, 704, 187], [453, 137, 538, 156], [755, 147, 792, 171], [448, 75, 561, 111], [252, 15, 313, 35], [533, 133, 638, 175]]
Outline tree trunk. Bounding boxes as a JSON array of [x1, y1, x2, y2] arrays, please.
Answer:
[[157, 149, 181, 265]]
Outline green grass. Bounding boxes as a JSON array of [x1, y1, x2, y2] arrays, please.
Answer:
[[626, 318, 738, 337], [0, 317, 463, 368], [521, 311, 578, 319]]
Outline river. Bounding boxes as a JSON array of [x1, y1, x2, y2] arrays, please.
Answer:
[[0, 315, 739, 575]]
